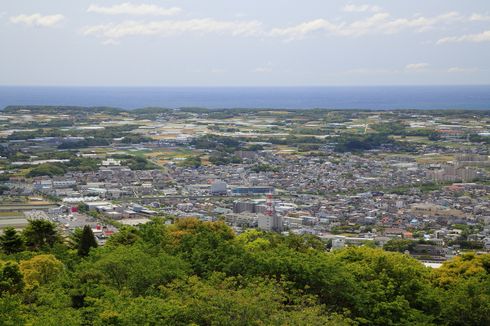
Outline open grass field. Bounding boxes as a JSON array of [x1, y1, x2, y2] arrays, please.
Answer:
[[144, 148, 199, 165], [416, 154, 455, 164], [0, 211, 24, 217]]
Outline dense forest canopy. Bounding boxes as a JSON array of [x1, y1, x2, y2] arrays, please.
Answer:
[[1, 218, 489, 325]]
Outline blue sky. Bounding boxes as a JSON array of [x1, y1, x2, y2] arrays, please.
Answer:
[[1, 0, 489, 86]]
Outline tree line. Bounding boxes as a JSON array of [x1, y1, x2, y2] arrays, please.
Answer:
[[0, 218, 488, 325]]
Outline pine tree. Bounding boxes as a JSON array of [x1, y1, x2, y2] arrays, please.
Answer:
[[78, 203, 89, 213], [68, 227, 83, 250], [0, 227, 25, 254], [23, 219, 60, 250], [78, 225, 98, 256]]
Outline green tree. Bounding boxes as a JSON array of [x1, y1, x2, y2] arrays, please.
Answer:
[[0, 261, 24, 295], [78, 245, 189, 296], [432, 253, 490, 325], [68, 227, 83, 250], [333, 247, 439, 325], [23, 219, 60, 250], [439, 276, 490, 326], [432, 253, 490, 287], [428, 132, 442, 141], [106, 226, 141, 247], [166, 218, 243, 276], [179, 156, 202, 168], [0, 227, 25, 254], [77, 203, 89, 213], [26, 163, 67, 177], [383, 239, 414, 253], [250, 163, 279, 173], [78, 225, 98, 257], [2, 215, 490, 325], [0, 294, 26, 325], [19, 254, 64, 290]]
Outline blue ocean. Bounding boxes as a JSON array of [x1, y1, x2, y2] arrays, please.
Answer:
[[0, 85, 489, 110]]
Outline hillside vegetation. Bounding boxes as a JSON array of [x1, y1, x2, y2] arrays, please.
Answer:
[[1, 218, 489, 325]]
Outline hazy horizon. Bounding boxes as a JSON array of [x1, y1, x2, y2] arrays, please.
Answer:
[[2, 84, 490, 88], [2, 85, 489, 110]]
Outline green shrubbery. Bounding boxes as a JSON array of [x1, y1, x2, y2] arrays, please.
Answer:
[[0, 218, 488, 325], [179, 156, 202, 168], [26, 158, 102, 177]]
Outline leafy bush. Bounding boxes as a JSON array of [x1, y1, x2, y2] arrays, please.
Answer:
[[0, 218, 488, 326]]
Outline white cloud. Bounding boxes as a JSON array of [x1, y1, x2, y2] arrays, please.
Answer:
[[342, 65, 477, 75], [269, 19, 338, 40], [405, 63, 430, 71], [437, 30, 490, 44], [80, 9, 478, 43], [269, 11, 462, 40], [381, 11, 463, 33], [81, 19, 263, 39], [447, 67, 478, 73], [269, 14, 394, 40], [342, 4, 382, 13], [87, 3, 181, 16], [343, 12, 391, 35], [10, 13, 64, 27], [469, 13, 490, 22], [101, 39, 120, 46]]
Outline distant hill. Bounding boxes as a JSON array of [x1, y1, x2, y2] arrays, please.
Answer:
[[2, 105, 124, 115]]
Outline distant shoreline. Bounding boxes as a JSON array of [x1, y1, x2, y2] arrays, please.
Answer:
[[1, 85, 489, 110]]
